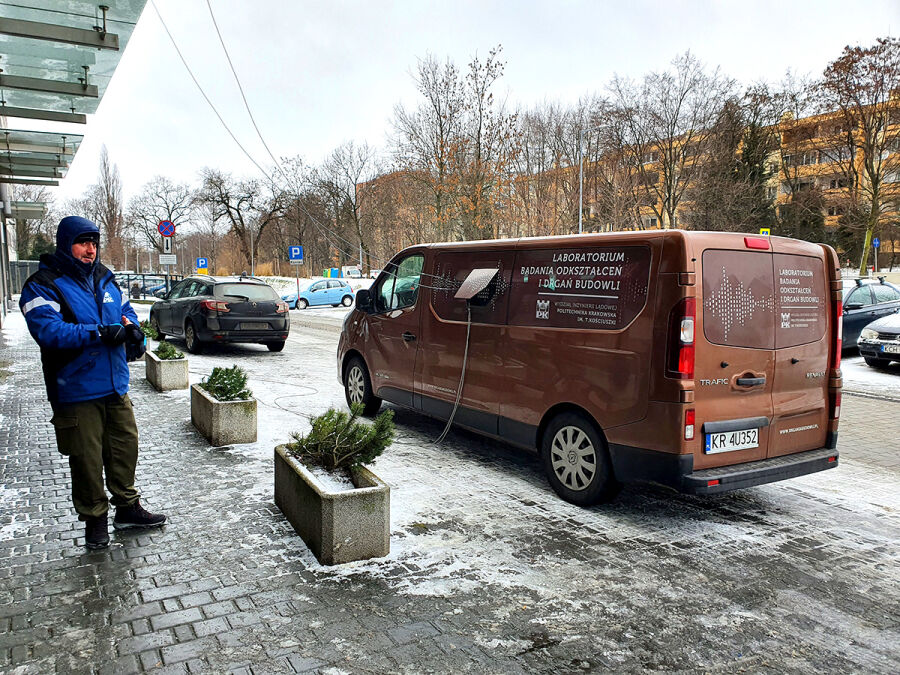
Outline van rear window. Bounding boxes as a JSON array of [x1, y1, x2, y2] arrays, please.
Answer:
[[508, 246, 651, 329], [773, 254, 827, 347], [702, 250, 826, 349], [702, 250, 775, 349]]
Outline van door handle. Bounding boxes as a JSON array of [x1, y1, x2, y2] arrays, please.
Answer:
[[402, 332, 416, 342], [737, 376, 765, 387]]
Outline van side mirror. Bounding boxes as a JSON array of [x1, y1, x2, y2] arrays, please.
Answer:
[[355, 288, 373, 312]]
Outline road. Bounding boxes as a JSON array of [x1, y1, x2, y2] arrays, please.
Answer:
[[1, 305, 897, 673]]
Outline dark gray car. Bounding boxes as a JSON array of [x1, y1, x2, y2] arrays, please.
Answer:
[[150, 275, 290, 353], [841, 278, 900, 349]]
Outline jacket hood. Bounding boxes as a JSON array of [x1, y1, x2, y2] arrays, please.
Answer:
[[54, 216, 100, 278]]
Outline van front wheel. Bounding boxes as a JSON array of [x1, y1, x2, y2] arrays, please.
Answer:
[[344, 357, 382, 416], [542, 412, 620, 506]]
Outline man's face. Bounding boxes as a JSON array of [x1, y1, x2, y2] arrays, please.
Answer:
[[71, 239, 98, 264]]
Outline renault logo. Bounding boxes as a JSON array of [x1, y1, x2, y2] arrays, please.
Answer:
[[252, 302, 257, 307]]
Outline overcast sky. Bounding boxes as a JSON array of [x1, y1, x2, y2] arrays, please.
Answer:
[[32, 0, 900, 209]]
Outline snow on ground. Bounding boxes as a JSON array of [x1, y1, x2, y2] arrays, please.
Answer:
[[841, 353, 900, 400]]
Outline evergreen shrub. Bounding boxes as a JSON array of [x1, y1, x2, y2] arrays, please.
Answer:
[[200, 365, 253, 401], [288, 404, 394, 472], [154, 341, 183, 360]]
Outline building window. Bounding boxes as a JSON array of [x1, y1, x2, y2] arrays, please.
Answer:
[[827, 206, 844, 217], [822, 146, 852, 162], [641, 151, 658, 164], [828, 178, 848, 189]]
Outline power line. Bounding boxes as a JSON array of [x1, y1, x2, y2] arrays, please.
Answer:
[[204, 0, 291, 187], [149, 0, 274, 185], [159, 0, 401, 275]]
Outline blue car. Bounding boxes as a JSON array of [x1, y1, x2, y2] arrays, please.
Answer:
[[282, 279, 355, 309]]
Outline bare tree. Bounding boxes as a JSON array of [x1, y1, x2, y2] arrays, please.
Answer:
[[83, 146, 126, 268], [318, 141, 379, 270], [392, 54, 465, 241], [608, 52, 736, 228], [11, 185, 54, 258], [816, 37, 900, 274], [196, 169, 286, 273], [126, 176, 196, 251]]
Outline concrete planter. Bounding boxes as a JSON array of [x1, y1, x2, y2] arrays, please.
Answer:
[[274, 444, 390, 565], [145, 350, 188, 391], [191, 384, 257, 446]]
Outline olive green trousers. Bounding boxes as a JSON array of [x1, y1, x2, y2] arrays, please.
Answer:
[[50, 394, 140, 520]]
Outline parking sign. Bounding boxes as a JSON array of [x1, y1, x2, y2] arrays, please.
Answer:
[[289, 245, 304, 264], [196, 257, 208, 269]]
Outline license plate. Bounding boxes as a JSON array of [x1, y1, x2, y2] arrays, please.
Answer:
[[240, 322, 269, 330], [884, 344, 900, 354], [705, 427, 759, 454]]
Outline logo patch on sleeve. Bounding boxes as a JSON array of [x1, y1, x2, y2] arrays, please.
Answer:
[[102, 291, 115, 304]]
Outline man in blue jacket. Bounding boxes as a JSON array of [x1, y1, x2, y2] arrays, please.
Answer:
[[20, 215, 166, 549]]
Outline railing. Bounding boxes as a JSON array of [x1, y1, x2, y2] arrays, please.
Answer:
[[115, 273, 184, 301]]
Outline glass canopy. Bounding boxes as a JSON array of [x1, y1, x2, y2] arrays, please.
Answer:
[[0, 1, 146, 117]]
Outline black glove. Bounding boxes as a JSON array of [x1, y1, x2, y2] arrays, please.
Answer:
[[125, 323, 144, 344], [98, 323, 127, 347]]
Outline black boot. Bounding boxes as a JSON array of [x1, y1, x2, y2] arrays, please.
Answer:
[[113, 500, 167, 530], [85, 515, 110, 549]]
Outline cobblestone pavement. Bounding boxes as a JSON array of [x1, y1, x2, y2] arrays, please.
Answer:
[[1, 309, 899, 674]]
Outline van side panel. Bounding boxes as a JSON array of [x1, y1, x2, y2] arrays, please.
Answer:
[[499, 242, 655, 433]]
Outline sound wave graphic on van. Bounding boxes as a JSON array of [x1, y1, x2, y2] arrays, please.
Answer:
[[706, 265, 775, 342]]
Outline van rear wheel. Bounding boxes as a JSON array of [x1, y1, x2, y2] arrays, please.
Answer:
[[344, 357, 382, 416], [542, 412, 620, 506]]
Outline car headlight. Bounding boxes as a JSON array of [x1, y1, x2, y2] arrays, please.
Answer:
[[859, 328, 878, 340]]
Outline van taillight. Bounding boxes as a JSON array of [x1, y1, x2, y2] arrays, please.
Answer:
[[833, 300, 842, 370], [201, 300, 229, 313], [684, 409, 695, 440], [830, 391, 841, 420], [667, 298, 695, 379]]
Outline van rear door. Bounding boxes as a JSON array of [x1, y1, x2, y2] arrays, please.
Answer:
[[768, 244, 831, 457], [695, 245, 776, 470]]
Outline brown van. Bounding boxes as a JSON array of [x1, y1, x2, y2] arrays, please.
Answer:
[[337, 231, 843, 505]]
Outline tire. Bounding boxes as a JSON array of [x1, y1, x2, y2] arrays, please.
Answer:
[[342, 295, 353, 307], [297, 298, 308, 310], [344, 357, 381, 416], [864, 356, 891, 368], [184, 321, 203, 354], [541, 412, 620, 506], [150, 314, 165, 340], [266, 341, 286, 352]]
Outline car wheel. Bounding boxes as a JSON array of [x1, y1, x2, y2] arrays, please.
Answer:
[[342, 295, 353, 307], [863, 356, 891, 368], [297, 298, 308, 310], [185, 321, 203, 354], [344, 356, 381, 416], [541, 412, 620, 506], [266, 341, 286, 352], [150, 314, 165, 340]]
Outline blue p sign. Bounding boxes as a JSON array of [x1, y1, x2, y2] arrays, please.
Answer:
[[196, 257, 208, 269], [289, 245, 304, 261]]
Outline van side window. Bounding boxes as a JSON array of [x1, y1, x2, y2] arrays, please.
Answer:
[[431, 251, 514, 324], [375, 254, 424, 312]]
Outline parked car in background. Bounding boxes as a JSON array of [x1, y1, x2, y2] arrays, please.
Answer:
[[857, 309, 900, 368], [150, 275, 290, 353], [369, 269, 382, 279], [281, 278, 355, 309], [842, 278, 900, 348]]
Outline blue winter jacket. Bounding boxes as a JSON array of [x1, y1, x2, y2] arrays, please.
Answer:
[[19, 216, 138, 405]]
